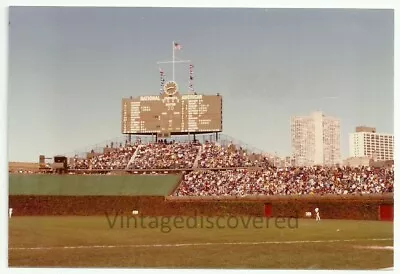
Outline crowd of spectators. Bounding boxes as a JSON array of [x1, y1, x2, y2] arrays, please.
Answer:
[[70, 140, 271, 170], [128, 140, 201, 169], [66, 141, 394, 197], [198, 142, 256, 168], [174, 166, 394, 196], [11, 137, 395, 198], [67, 138, 276, 170], [72, 143, 138, 170], [9, 170, 37, 174]]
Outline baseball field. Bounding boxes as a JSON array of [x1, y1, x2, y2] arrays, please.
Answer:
[[8, 216, 393, 269], [8, 174, 394, 269]]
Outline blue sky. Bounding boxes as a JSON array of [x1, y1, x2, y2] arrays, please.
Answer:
[[8, 7, 394, 162]]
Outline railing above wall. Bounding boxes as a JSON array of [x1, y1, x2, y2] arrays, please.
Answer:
[[165, 192, 394, 202]]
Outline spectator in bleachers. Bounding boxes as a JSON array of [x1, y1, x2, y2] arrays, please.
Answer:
[[198, 142, 256, 168], [71, 140, 272, 171], [71, 143, 138, 170], [174, 165, 394, 196], [128, 141, 201, 169]]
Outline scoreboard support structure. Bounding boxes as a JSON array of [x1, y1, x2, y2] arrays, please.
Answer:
[[124, 131, 220, 144]]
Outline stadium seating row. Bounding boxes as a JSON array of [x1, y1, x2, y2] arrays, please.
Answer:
[[174, 166, 394, 196], [69, 141, 270, 170], [11, 141, 393, 196]]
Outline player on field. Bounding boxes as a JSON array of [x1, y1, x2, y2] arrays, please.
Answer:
[[315, 208, 320, 221]]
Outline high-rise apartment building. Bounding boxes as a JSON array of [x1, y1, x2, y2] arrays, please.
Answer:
[[349, 127, 393, 161], [291, 111, 341, 166]]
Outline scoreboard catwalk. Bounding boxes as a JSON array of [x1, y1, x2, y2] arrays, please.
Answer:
[[121, 81, 222, 135]]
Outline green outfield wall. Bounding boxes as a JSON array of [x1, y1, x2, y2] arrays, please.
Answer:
[[9, 174, 180, 196]]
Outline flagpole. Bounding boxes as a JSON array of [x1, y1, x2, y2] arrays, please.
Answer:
[[172, 41, 175, 81]]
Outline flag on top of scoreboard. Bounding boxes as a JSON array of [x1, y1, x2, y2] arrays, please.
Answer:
[[174, 42, 182, 50]]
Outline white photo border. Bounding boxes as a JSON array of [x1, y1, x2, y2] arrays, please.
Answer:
[[0, 0, 397, 274]]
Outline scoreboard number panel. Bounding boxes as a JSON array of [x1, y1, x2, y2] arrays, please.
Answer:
[[121, 81, 222, 134]]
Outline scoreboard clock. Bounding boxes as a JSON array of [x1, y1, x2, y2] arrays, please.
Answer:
[[163, 81, 178, 96]]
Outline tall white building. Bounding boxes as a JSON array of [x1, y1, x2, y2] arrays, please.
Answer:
[[291, 111, 341, 166], [349, 126, 394, 161]]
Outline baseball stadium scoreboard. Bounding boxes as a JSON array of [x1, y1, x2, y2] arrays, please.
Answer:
[[121, 81, 222, 135]]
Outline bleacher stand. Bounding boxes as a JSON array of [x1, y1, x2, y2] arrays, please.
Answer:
[[174, 166, 394, 196], [128, 140, 201, 169]]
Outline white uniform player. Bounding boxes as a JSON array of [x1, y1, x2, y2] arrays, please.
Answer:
[[9, 208, 13, 218], [315, 208, 320, 221]]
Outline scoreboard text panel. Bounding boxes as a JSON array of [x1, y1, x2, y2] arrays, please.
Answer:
[[121, 94, 222, 134]]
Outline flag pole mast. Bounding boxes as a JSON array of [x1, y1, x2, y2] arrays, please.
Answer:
[[172, 41, 175, 81], [157, 42, 190, 82]]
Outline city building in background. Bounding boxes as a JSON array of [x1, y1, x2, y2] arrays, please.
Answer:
[[349, 126, 394, 161], [269, 155, 296, 168], [291, 111, 341, 166], [343, 156, 372, 167]]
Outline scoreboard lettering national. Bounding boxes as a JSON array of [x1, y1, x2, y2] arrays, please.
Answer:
[[121, 81, 222, 135]]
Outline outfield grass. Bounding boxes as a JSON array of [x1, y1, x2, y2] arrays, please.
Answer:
[[9, 174, 179, 196], [8, 216, 393, 269]]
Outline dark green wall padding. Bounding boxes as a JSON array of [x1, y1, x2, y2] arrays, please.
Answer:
[[9, 175, 180, 196]]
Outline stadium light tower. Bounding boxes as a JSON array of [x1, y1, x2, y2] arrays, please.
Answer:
[[157, 41, 191, 82]]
